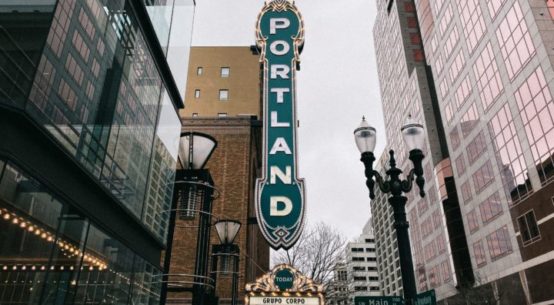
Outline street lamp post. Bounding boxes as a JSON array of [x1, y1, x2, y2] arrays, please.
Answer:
[[212, 220, 241, 305], [354, 116, 426, 305], [161, 132, 217, 305]]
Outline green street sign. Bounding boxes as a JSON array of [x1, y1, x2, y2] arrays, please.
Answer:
[[255, 0, 306, 250], [274, 268, 295, 291], [415, 290, 436, 305], [354, 296, 404, 305]]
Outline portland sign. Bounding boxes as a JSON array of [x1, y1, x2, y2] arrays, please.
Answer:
[[255, 0, 305, 250]]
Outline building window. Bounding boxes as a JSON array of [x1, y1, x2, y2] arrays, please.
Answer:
[[474, 43, 504, 110], [473, 240, 487, 267], [467, 209, 480, 233], [472, 161, 495, 194], [466, 131, 487, 164], [221, 67, 230, 77], [461, 180, 473, 203], [194, 89, 200, 98], [479, 192, 503, 224], [489, 104, 532, 204], [219, 89, 229, 101], [458, 0, 486, 53], [486, 0, 507, 18], [496, 2, 536, 79], [486, 226, 512, 260], [197, 67, 203, 75], [515, 66, 554, 185], [518, 210, 540, 245]]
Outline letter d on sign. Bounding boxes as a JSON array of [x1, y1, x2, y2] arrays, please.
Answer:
[[270, 197, 293, 216]]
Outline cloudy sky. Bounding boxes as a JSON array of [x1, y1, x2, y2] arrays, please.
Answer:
[[192, 0, 385, 241]]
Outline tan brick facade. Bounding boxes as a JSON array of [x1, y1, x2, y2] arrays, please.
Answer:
[[167, 46, 269, 305]]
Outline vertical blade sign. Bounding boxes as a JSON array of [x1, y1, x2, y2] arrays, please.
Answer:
[[255, 0, 306, 250]]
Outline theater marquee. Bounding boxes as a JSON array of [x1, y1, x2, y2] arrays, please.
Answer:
[[245, 265, 325, 305], [255, 0, 306, 250]]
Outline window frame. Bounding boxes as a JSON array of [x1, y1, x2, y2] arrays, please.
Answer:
[[220, 67, 230, 78], [517, 209, 541, 246], [219, 89, 229, 101]]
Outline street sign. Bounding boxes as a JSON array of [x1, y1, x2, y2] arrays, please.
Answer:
[[255, 0, 306, 250], [354, 296, 404, 305], [415, 290, 436, 305]]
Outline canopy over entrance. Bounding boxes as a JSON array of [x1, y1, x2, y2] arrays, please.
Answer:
[[245, 264, 325, 305]]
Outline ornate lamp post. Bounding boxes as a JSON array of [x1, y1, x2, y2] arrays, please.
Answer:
[[161, 132, 218, 305], [354, 116, 426, 305], [212, 220, 241, 305]]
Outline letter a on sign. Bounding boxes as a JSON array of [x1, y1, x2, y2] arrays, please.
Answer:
[[255, 0, 306, 250]]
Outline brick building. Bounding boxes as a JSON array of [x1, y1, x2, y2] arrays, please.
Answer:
[[166, 47, 269, 305]]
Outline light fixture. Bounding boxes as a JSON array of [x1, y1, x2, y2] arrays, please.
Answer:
[[178, 132, 218, 170], [214, 220, 241, 245], [354, 116, 377, 154], [401, 115, 425, 152]]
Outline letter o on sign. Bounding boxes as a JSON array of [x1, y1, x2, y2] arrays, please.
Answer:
[[270, 40, 290, 56]]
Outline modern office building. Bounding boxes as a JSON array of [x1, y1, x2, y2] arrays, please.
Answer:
[[373, 0, 474, 301], [343, 219, 381, 303], [374, 0, 554, 303], [0, 0, 192, 304], [166, 46, 269, 305]]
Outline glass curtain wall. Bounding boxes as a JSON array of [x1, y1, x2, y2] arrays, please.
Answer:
[[0, 0, 182, 242], [0, 160, 162, 305]]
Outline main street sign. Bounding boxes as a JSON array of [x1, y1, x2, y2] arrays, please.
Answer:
[[245, 264, 324, 305], [415, 290, 436, 305], [354, 296, 404, 305], [255, 0, 306, 250]]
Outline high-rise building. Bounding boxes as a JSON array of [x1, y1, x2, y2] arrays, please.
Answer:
[[166, 46, 269, 305], [0, 0, 192, 304], [374, 0, 554, 303], [373, 0, 473, 301], [343, 219, 381, 303]]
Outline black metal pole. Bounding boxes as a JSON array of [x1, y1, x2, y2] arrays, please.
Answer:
[[361, 150, 422, 305], [191, 170, 214, 305], [390, 194, 417, 305]]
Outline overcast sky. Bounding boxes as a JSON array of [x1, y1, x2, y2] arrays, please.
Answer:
[[192, 0, 385, 241]]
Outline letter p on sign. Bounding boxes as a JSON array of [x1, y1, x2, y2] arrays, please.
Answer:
[[270, 18, 290, 34]]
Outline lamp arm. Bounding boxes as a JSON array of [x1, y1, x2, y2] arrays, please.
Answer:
[[401, 169, 425, 197], [372, 171, 390, 195]]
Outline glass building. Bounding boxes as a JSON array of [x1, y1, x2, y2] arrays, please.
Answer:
[[374, 0, 554, 303], [0, 0, 194, 304]]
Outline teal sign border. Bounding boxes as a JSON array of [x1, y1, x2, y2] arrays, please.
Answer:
[[255, 0, 306, 250]]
